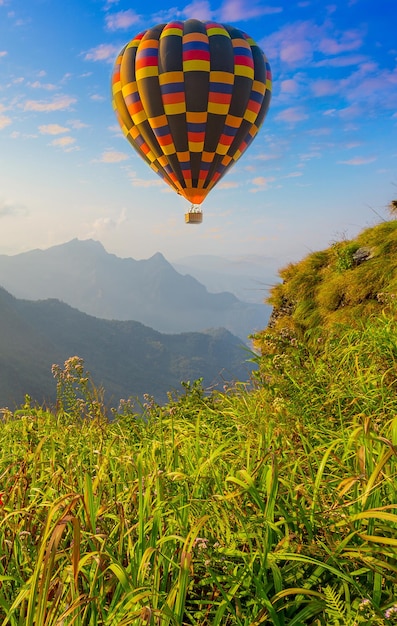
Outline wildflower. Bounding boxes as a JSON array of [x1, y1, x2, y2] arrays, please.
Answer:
[[358, 599, 370, 609], [0, 492, 3, 506], [193, 537, 209, 551], [385, 604, 397, 619]]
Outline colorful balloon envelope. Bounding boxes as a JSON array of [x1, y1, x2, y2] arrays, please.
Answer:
[[112, 19, 272, 216]]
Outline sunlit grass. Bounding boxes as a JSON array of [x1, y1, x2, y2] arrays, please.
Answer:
[[1, 308, 397, 623]]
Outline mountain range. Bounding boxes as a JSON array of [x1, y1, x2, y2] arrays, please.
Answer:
[[0, 239, 271, 341], [0, 286, 254, 410]]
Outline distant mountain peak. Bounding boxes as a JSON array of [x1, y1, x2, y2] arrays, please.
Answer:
[[60, 238, 107, 252], [0, 239, 270, 340]]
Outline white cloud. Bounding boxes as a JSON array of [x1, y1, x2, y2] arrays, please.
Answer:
[[261, 21, 319, 67], [84, 43, 120, 63], [28, 80, 57, 91], [275, 107, 308, 123], [280, 78, 300, 94], [311, 79, 340, 97], [218, 0, 282, 21], [342, 64, 397, 110], [99, 150, 129, 163], [39, 124, 69, 135], [261, 20, 365, 70], [105, 9, 140, 31], [24, 95, 76, 112], [0, 199, 28, 217], [218, 181, 239, 189], [0, 51, 7, 58], [50, 136, 76, 149], [68, 119, 88, 130], [0, 114, 11, 129], [250, 176, 275, 191], [319, 29, 363, 55], [83, 209, 128, 240], [315, 54, 367, 68], [182, 1, 213, 21], [339, 156, 377, 165], [284, 171, 303, 178], [254, 152, 282, 162], [127, 170, 163, 188]]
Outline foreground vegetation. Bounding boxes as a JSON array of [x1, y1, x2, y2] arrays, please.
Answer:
[[1, 218, 397, 624], [0, 309, 397, 624]]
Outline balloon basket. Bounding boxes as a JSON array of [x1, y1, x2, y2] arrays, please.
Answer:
[[185, 210, 203, 224]]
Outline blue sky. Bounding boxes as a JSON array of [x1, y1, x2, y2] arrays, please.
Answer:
[[0, 0, 396, 270]]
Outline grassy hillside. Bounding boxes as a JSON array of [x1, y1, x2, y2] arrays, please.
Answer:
[[254, 219, 397, 349], [0, 220, 397, 624]]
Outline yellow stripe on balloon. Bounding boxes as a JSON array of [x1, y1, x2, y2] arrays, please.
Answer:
[[136, 66, 159, 80], [207, 26, 229, 37], [131, 109, 147, 125], [234, 64, 254, 79], [164, 101, 186, 115], [253, 79, 266, 95], [188, 140, 205, 152], [121, 82, 137, 97], [183, 59, 210, 72], [161, 27, 183, 37], [208, 101, 229, 115], [186, 111, 207, 123], [159, 71, 184, 84]]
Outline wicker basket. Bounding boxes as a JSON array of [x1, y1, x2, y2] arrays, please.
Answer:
[[185, 211, 203, 224]]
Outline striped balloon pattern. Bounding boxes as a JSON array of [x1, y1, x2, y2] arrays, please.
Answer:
[[112, 19, 272, 206]]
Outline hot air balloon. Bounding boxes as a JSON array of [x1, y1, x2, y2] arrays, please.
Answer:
[[111, 19, 272, 223]]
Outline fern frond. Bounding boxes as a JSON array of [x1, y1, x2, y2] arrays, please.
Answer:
[[323, 585, 356, 626]]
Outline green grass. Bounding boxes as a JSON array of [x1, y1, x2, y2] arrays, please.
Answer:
[[1, 217, 397, 624], [263, 219, 397, 341], [0, 310, 397, 624]]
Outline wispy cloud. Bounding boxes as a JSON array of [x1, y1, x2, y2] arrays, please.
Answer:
[[261, 21, 319, 67], [90, 93, 105, 102], [0, 200, 27, 218], [0, 51, 7, 58], [343, 64, 397, 110], [280, 78, 301, 94], [99, 150, 129, 163], [311, 78, 341, 97], [339, 156, 377, 165], [39, 124, 69, 135], [105, 9, 140, 31], [0, 114, 11, 129], [84, 209, 128, 240], [315, 54, 367, 67], [84, 43, 120, 62], [250, 176, 275, 191], [218, 181, 239, 189], [284, 171, 303, 178], [182, 1, 213, 21], [28, 80, 58, 91], [127, 170, 163, 188], [318, 29, 363, 55], [218, 0, 282, 21], [50, 136, 77, 150], [68, 119, 88, 130], [261, 20, 365, 69], [24, 95, 76, 112], [275, 107, 309, 123]]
